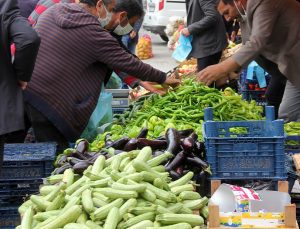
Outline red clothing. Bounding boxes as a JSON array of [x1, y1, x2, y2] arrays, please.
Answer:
[[28, 0, 74, 26]]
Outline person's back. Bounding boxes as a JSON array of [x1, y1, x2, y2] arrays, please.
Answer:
[[24, 2, 170, 143], [0, 0, 40, 170]]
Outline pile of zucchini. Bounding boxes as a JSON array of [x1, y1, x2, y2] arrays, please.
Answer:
[[18, 147, 208, 229]]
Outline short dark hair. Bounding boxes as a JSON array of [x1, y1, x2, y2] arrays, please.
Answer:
[[113, 0, 144, 19], [79, 0, 112, 7]]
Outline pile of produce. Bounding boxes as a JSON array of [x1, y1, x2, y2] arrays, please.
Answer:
[[18, 146, 208, 229], [220, 42, 242, 62], [136, 35, 153, 60], [284, 122, 300, 146], [54, 128, 208, 182], [91, 78, 263, 151], [165, 16, 185, 50]]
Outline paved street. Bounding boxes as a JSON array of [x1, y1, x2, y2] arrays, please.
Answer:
[[139, 29, 178, 73]]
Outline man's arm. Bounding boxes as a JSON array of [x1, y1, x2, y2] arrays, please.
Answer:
[[187, 0, 221, 35], [10, 13, 40, 82]]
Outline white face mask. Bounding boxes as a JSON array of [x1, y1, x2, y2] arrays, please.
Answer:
[[233, 0, 247, 22], [113, 22, 133, 35], [98, 4, 112, 28]]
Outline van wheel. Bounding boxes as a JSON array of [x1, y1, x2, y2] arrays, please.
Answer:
[[160, 35, 169, 42]]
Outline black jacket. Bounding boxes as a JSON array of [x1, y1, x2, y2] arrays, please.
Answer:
[[186, 0, 227, 58], [0, 0, 40, 135]]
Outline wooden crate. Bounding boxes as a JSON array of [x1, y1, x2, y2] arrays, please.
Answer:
[[208, 180, 298, 229]]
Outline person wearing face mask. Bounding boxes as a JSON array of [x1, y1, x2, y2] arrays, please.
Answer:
[[197, 0, 300, 122], [23, 0, 180, 152]]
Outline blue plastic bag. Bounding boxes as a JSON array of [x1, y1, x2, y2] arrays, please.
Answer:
[[246, 61, 267, 88], [81, 90, 113, 141], [172, 34, 193, 62]]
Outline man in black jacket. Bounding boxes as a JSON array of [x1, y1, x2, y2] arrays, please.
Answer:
[[0, 0, 40, 171], [182, 0, 228, 71]]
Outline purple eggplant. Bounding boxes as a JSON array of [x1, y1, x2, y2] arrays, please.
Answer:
[[73, 161, 90, 174], [155, 136, 166, 141], [165, 151, 185, 171], [193, 141, 205, 156], [181, 132, 198, 153], [105, 133, 114, 147], [165, 128, 181, 155], [137, 128, 148, 138], [114, 150, 126, 155], [76, 140, 89, 154], [153, 150, 165, 157], [53, 163, 72, 174], [106, 137, 130, 150], [178, 129, 194, 138], [186, 156, 208, 169], [68, 157, 85, 166], [169, 170, 181, 180], [137, 138, 167, 150], [56, 155, 68, 167], [124, 138, 138, 151], [69, 151, 88, 160], [87, 153, 101, 163]]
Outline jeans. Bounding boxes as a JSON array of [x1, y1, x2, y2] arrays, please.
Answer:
[[197, 51, 223, 71], [25, 103, 69, 154], [255, 55, 287, 118]]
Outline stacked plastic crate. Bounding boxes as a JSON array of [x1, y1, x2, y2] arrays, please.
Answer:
[[0, 143, 56, 228], [238, 62, 271, 106], [203, 106, 286, 182]]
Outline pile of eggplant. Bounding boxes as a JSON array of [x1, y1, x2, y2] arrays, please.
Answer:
[[54, 128, 210, 182]]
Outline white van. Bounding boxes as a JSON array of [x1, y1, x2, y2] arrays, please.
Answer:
[[143, 0, 186, 41]]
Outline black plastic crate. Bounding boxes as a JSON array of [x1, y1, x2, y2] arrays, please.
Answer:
[[0, 179, 42, 205], [0, 206, 20, 229], [0, 143, 56, 180]]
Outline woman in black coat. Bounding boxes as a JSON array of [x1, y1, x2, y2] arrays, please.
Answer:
[[0, 0, 40, 171]]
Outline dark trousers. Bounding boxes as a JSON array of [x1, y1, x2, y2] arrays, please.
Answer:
[[255, 55, 287, 118], [0, 135, 4, 174], [25, 104, 69, 154], [197, 51, 223, 71]]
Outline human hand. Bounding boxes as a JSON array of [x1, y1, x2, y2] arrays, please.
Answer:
[[181, 28, 190, 37], [18, 80, 28, 90], [130, 31, 137, 39], [139, 81, 167, 95], [164, 73, 181, 87], [196, 64, 227, 86]]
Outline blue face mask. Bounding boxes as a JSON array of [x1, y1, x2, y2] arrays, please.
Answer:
[[98, 4, 112, 28], [233, 0, 247, 22]]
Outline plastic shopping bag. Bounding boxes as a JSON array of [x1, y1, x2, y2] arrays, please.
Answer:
[[81, 91, 113, 141], [172, 34, 193, 62], [247, 61, 267, 88]]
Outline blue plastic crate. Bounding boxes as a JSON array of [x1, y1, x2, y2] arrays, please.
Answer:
[[0, 206, 20, 229], [0, 179, 42, 206], [0, 143, 56, 180], [203, 106, 286, 180]]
